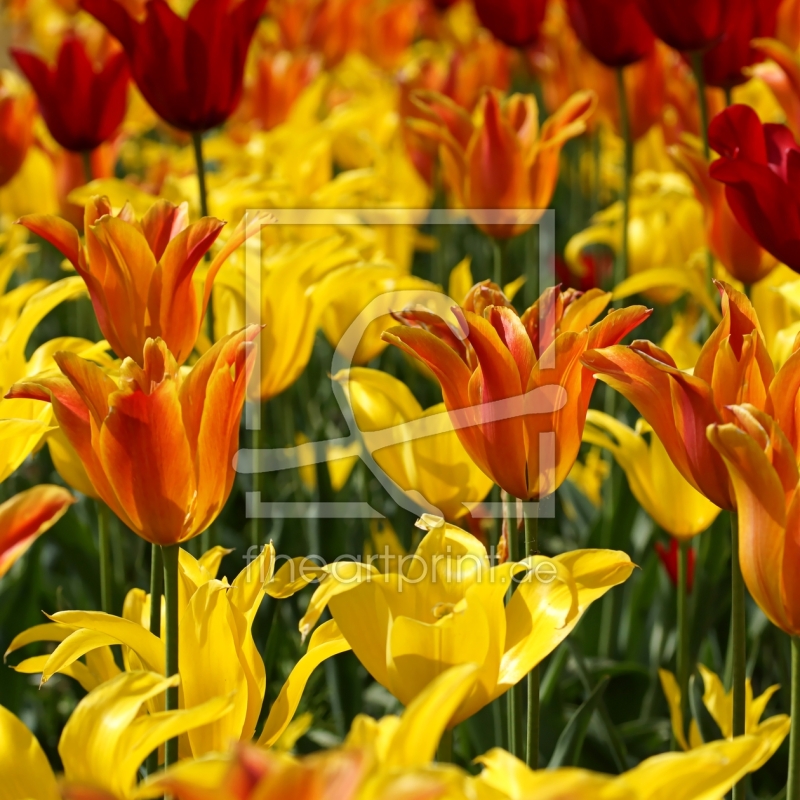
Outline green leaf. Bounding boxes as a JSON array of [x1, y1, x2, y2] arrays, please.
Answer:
[[548, 675, 609, 768]]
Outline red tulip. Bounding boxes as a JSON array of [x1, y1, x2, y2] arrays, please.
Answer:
[[473, 0, 547, 48], [655, 539, 695, 592], [708, 104, 800, 273], [11, 35, 129, 153], [636, 0, 730, 52], [81, 0, 267, 133], [566, 0, 655, 68], [700, 0, 781, 89]]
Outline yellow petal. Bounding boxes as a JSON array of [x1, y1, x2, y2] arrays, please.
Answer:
[[5, 621, 75, 658], [658, 669, 690, 751], [40, 628, 118, 685], [448, 256, 473, 305], [13, 654, 101, 693], [698, 664, 732, 739], [0, 704, 59, 800], [257, 619, 351, 747]]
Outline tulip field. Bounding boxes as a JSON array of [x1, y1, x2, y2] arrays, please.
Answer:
[[4, 0, 800, 798]]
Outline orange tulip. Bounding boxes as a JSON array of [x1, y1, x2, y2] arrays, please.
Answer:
[[707, 404, 800, 635], [0, 71, 36, 188], [0, 485, 75, 578], [582, 282, 779, 511], [6, 328, 259, 546], [383, 282, 649, 500], [18, 196, 265, 366], [671, 137, 777, 285], [409, 87, 596, 238]]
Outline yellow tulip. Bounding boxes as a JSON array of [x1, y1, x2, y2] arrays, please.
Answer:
[[565, 447, 609, 508], [0, 671, 232, 800], [266, 516, 634, 726], [0, 273, 112, 483], [476, 713, 790, 800], [334, 367, 493, 519], [138, 663, 488, 800], [6, 545, 349, 757], [659, 665, 784, 755], [318, 263, 439, 365], [213, 236, 358, 400], [583, 411, 721, 539]]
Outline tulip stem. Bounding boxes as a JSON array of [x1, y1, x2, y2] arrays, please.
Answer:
[[145, 543, 163, 777], [676, 539, 690, 748], [503, 492, 522, 760], [493, 238, 508, 287], [788, 637, 800, 800], [615, 67, 633, 295], [730, 513, 747, 800], [98, 501, 112, 614], [162, 543, 180, 769], [524, 507, 540, 768], [81, 150, 93, 184], [191, 130, 215, 344]]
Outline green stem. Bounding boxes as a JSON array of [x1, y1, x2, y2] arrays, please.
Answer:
[[98, 502, 112, 614], [731, 513, 747, 800], [493, 238, 507, 287], [250, 419, 262, 549], [524, 507, 539, 768], [525, 225, 540, 310], [504, 492, 521, 760], [724, 87, 733, 109], [437, 727, 454, 763], [191, 131, 214, 345], [81, 150, 93, 184], [162, 543, 180, 768], [615, 67, 633, 298], [788, 637, 800, 800], [676, 539, 690, 750], [145, 544, 163, 776]]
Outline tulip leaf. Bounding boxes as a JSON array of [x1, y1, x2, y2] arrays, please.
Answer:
[[548, 675, 610, 769]]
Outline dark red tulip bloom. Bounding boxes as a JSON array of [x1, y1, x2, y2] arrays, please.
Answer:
[[11, 36, 128, 153], [701, 0, 781, 88], [566, 0, 655, 68], [473, 0, 547, 48], [709, 104, 800, 272], [655, 539, 695, 592], [81, 0, 267, 133], [636, 0, 730, 52]]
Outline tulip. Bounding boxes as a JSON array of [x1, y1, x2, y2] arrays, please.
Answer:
[[0, 671, 232, 800], [11, 34, 129, 155], [19, 196, 268, 365], [660, 664, 783, 751], [476, 719, 790, 800], [81, 0, 266, 134], [708, 104, 800, 273], [749, 37, 800, 140], [583, 411, 721, 538], [384, 282, 650, 500], [409, 88, 596, 238], [655, 539, 696, 590], [566, 0, 655, 68], [0, 70, 36, 187], [7, 544, 349, 755], [0, 485, 74, 578], [7, 330, 258, 546], [636, 0, 731, 52], [0, 274, 107, 484], [581, 281, 778, 511], [267, 516, 634, 726], [473, 0, 548, 48], [700, 0, 781, 89], [333, 367, 493, 519], [143, 664, 483, 800], [671, 135, 777, 285]]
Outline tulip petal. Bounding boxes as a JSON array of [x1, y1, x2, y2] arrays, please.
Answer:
[[257, 620, 351, 747], [17, 214, 81, 270], [40, 628, 119, 685], [13, 654, 101, 693], [4, 621, 76, 658], [0, 703, 59, 800], [0, 485, 74, 577], [658, 669, 690, 751]]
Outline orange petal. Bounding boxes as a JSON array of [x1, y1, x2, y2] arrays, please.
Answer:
[[100, 377, 196, 545], [17, 214, 81, 270], [140, 199, 189, 260], [770, 347, 800, 458], [0, 485, 74, 577], [149, 217, 224, 364]]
